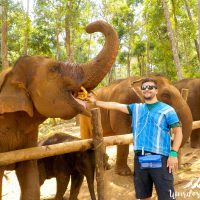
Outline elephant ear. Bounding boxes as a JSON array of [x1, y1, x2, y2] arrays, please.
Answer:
[[129, 77, 145, 103], [0, 69, 33, 117]]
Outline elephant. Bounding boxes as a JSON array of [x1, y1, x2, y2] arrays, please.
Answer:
[[80, 74, 193, 176], [175, 78, 200, 148], [38, 133, 96, 200], [0, 20, 118, 200]]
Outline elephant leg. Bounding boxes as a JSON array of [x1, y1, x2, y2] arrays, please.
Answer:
[[15, 160, 40, 200], [190, 130, 200, 148], [54, 173, 70, 200], [69, 172, 84, 200], [0, 167, 5, 200], [115, 144, 132, 176], [85, 173, 96, 200]]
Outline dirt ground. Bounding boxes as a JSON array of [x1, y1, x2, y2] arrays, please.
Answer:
[[2, 119, 200, 200]]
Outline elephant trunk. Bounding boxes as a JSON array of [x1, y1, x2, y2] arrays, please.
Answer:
[[80, 20, 119, 91], [176, 101, 193, 146]]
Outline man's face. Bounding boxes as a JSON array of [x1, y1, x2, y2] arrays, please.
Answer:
[[141, 81, 158, 100]]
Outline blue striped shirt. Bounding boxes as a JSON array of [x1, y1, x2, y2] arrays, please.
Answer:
[[127, 101, 179, 156]]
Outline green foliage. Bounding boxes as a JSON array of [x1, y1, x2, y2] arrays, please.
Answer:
[[1, 0, 200, 80], [6, 1, 29, 65]]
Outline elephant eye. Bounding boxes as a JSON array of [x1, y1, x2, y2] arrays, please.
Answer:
[[49, 65, 62, 75], [161, 93, 171, 99]]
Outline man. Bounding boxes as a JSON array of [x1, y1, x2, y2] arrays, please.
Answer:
[[88, 78, 182, 200]]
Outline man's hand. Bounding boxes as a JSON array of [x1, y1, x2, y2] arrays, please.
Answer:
[[87, 93, 96, 104], [167, 156, 178, 173]]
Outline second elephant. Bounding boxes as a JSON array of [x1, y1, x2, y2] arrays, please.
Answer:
[[80, 75, 193, 176], [38, 133, 96, 200], [175, 78, 200, 148]]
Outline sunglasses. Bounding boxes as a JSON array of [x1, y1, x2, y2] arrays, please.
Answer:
[[141, 85, 157, 90]]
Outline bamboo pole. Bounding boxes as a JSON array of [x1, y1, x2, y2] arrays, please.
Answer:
[[192, 121, 200, 130], [0, 134, 133, 166], [91, 108, 104, 200]]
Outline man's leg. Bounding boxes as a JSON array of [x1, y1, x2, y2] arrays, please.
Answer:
[[134, 155, 153, 199], [150, 156, 176, 200]]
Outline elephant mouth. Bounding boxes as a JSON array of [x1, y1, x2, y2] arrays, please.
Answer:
[[73, 96, 87, 108], [71, 86, 91, 117]]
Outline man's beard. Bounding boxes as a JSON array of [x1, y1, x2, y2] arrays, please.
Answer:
[[143, 94, 156, 100]]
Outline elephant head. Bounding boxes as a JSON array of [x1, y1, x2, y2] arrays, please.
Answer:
[[130, 75, 193, 146], [0, 20, 119, 120]]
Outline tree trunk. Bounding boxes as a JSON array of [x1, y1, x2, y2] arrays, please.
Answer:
[[65, 24, 72, 62], [171, 0, 180, 61], [161, 0, 183, 80], [108, 65, 116, 84], [23, 0, 29, 55], [65, 2, 72, 62], [198, 0, 200, 59], [56, 14, 61, 60], [137, 56, 142, 76], [184, 0, 200, 63], [87, 34, 92, 60], [126, 36, 131, 77], [127, 53, 131, 77], [1, 2, 9, 69], [145, 12, 151, 75]]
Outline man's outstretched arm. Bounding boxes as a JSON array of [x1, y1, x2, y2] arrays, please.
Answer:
[[88, 95, 129, 114]]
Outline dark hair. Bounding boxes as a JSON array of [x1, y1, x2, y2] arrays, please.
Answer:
[[141, 78, 157, 88]]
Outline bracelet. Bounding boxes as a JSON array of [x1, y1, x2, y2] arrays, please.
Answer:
[[169, 150, 178, 157], [93, 101, 97, 106]]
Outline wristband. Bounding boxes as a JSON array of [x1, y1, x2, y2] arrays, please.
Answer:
[[169, 150, 178, 157]]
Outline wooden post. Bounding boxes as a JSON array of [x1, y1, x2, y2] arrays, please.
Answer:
[[179, 88, 189, 168], [91, 108, 105, 200]]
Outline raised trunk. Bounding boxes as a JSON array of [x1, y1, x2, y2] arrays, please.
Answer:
[[80, 20, 119, 91]]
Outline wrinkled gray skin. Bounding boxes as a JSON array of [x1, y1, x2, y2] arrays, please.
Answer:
[[0, 20, 118, 200], [80, 75, 193, 176], [175, 78, 200, 148], [38, 133, 96, 200]]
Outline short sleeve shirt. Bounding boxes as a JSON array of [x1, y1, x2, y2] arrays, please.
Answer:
[[127, 101, 180, 156]]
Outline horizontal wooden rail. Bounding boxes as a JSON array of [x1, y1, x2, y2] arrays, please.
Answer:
[[192, 121, 200, 130], [0, 134, 133, 166]]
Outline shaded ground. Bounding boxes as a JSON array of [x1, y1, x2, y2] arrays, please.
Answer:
[[2, 118, 200, 200]]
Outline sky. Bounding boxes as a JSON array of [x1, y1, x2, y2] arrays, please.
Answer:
[[14, 0, 34, 12]]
